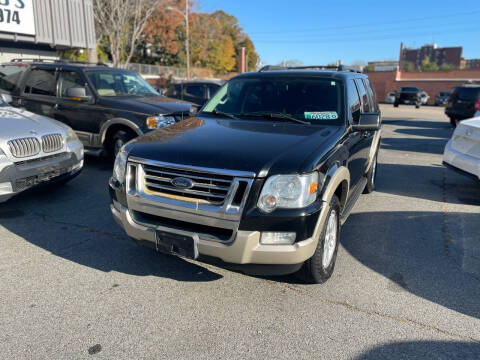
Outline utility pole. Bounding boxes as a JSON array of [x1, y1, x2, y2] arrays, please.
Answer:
[[167, 3, 190, 79]]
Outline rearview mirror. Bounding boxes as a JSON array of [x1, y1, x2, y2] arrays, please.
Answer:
[[66, 86, 91, 101], [352, 112, 381, 131]]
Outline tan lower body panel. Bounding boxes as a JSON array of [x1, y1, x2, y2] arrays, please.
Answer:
[[111, 200, 331, 265]]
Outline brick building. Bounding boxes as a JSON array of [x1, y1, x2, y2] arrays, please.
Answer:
[[366, 68, 480, 105], [399, 43, 463, 69], [467, 59, 480, 69]]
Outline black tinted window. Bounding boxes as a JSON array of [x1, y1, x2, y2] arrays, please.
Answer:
[[24, 69, 56, 96], [363, 79, 377, 111], [185, 85, 204, 98], [0, 64, 25, 92], [347, 79, 361, 120], [207, 84, 219, 98], [401, 87, 419, 92], [457, 87, 480, 101], [354, 79, 371, 112]]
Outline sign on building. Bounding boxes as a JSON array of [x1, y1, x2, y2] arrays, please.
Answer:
[[0, 0, 35, 36]]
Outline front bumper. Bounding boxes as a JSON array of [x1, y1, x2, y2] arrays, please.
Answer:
[[110, 198, 327, 266], [443, 140, 480, 180], [0, 141, 84, 202]]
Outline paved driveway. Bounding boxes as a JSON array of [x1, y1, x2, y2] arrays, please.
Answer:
[[0, 105, 479, 359]]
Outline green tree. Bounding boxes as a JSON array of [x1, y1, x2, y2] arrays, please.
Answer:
[[439, 62, 455, 71], [403, 61, 416, 72], [238, 35, 258, 71], [207, 36, 236, 72], [421, 56, 439, 71]]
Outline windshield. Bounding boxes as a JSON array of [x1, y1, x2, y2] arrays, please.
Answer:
[[401, 87, 419, 92], [85, 69, 159, 97], [202, 77, 344, 125]]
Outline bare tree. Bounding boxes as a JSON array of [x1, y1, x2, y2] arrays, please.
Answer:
[[94, 0, 162, 68]]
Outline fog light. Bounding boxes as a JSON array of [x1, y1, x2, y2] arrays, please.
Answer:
[[260, 232, 296, 245]]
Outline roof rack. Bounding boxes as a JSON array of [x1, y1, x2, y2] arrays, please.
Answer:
[[10, 58, 109, 66], [258, 64, 362, 73]]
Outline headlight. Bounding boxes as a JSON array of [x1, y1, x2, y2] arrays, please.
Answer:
[[257, 172, 319, 213], [146, 115, 175, 130], [0, 147, 6, 158], [112, 148, 128, 184], [66, 127, 79, 142]]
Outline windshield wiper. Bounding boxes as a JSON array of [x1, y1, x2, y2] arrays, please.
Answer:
[[207, 109, 239, 120], [240, 112, 310, 125]]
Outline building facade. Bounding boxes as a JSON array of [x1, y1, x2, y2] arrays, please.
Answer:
[[467, 59, 480, 69], [399, 43, 463, 69], [0, 0, 96, 62]]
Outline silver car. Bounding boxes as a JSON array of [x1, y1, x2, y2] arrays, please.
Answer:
[[0, 102, 84, 202]]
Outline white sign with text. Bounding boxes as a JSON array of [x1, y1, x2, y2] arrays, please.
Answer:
[[0, 0, 35, 36]]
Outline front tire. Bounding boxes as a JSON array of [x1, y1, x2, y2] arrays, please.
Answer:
[[297, 195, 341, 284], [394, 102, 399, 108], [109, 130, 135, 158]]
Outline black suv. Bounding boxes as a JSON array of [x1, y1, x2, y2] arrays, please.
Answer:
[[394, 86, 421, 108], [0, 60, 193, 156], [164, 80, 223, 106], [109, 65, 382, 283], [445, 84, 480, 126]]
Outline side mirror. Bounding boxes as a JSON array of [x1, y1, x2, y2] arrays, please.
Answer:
[[189, 105, 199, 117], [1, 93, 13, 104], [66, 86, 92, 101], [352, 112, 381, 131]]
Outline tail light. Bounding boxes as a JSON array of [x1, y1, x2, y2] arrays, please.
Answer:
[[475, 100, 480, 111]]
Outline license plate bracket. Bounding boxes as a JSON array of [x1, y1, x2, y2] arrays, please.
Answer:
[[156, 230, 199, 259]]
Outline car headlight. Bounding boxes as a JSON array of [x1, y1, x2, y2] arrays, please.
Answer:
[[66, 127, 79, 142], [257, 172, 319, 213], [146, 115, 175, 130], [113, 148, 128, 184]]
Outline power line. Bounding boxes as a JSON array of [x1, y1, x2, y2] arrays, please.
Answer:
[[247, 10, 480, 35]]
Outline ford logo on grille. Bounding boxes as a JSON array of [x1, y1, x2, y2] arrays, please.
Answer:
[[171, 177, 194, 189]]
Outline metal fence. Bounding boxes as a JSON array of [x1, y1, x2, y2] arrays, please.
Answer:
[[124, 63, 187, 78]]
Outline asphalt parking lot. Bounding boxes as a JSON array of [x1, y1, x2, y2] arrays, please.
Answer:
[[1, 105, 479, 359]]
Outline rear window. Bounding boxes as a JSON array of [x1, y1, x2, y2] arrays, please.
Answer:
[[456, 87, 480, 101], [203, 77, 344, 125], [401, 87, 419, 92]]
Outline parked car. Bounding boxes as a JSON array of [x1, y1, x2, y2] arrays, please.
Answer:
[[445, 84, 480, 127], [394, 86, 421, 108], [443, 114, 480, 180], [109, 65, 382, 284], [420, 91, 430, 105], [435, 92, 451, 106], [0, 60, 193, 157], [164, 80, 224, 106], [385, 92, 395, 104], [0, 99, 83, 203]]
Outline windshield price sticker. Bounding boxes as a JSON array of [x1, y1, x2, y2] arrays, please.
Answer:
[[0, 1, 35, 36], [304, 112, 338, 120]]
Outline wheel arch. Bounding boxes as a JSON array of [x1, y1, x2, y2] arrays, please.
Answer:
[[100, 118, 143, 146], [321, 165, 350, 213]]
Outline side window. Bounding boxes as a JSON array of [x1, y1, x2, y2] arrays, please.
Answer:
[[354, 78, 371, 113], [24, 69, 56, 96], [184, 85, 204, 98], [57, 71, 90, 98], [207, 85, 219, 99], [347, 79, 361, 122], [363, 78, 377, 111], [0, 64, 26, 92]]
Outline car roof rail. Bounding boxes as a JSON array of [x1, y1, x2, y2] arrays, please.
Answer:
[[9, 58, 109, 66], [258, 64, 362, 73]]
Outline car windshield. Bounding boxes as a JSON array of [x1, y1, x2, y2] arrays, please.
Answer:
[[202, 77, 344, 125], [85, 69, 159, 97]]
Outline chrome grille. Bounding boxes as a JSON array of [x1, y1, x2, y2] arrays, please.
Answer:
[[42, 134, 63, 153], [8, 137, 40, 158], [142, 163, 234, 205]]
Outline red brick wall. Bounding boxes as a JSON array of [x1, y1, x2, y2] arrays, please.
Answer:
[[366, 69, 480, 105]]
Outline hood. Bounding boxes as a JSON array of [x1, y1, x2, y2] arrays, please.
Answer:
[[98, 95, 192, 116], [0, 106, 66, 140], [126, 116, 343, 176]]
